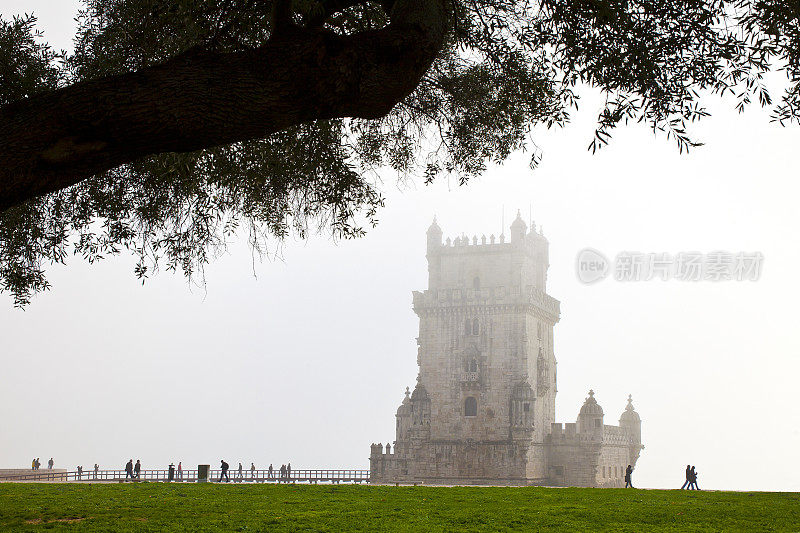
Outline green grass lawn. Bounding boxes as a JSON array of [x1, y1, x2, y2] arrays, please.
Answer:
[[1, 483, 798, 532]]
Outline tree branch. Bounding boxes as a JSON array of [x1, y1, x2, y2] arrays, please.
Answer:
[[0, 0, 447, 212]]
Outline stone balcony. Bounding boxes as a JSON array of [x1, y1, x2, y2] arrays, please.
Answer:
[[412, 285, 560, 319]]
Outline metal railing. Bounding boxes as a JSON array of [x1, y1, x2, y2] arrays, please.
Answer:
[[0, 468, 371, 483]]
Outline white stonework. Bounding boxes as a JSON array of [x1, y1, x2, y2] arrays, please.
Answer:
[[369, 214, 643, 486]]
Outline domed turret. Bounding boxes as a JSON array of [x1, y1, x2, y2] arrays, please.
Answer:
[[426, 217, 443, 253], [578, 389, 604, 436], [619, 394, 641, 444], [510, 210, 527, 243]]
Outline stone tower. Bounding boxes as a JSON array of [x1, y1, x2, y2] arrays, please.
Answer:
[[370, 215, 643, 486]]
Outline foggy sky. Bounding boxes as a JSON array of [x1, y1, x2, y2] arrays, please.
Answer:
[[1, 1, 799, 491]]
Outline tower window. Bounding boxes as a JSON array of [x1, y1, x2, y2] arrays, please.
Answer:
[[472, 318, 480, 336], [595, 419, 602, 428], [523, 402, 530, 412], [469, 360, 478, 372], [464, 397, 477, 417]]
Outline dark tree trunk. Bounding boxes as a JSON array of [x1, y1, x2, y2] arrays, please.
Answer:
[[0, 0, 447, 212]]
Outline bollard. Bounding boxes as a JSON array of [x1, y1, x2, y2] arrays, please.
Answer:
[[197, 465, 210, 483]]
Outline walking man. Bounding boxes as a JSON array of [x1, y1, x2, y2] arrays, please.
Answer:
[[624, 464, 634, 488], [219, 460, 230, 482], [680, 465, 691, 489], [688, 466, 700, 490], [177, 461, 183, 481], [48, 458, 54, 469], [134, 459, 141, 479], [77, 465, 83, 480], [94, 464, 99, 479], [250, 462, 256, 481], [268, 464, 274, 480], [237, 462, 243, 481], [125, 459, 134, 480], [287, 462, 292, 480]]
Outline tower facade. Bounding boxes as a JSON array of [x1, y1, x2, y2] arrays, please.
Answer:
[[369, 215, 643, 486]]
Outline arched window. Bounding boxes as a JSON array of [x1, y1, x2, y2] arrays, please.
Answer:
[[464, 397, 478, 417], [473, 277, 480, 290], [472, 318, 480, 336], [469, 360, 478, 373]]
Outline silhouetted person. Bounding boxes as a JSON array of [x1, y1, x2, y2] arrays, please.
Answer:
[[680, 464, 691, 489], [32, 458, 35, 470], [134, 459, 141, 479], [237, 462, 243, 480], [94, 464, 99, 479], [219, 460, 230, 482], [77, 465, 83, 480], [48, 458, 54, 469], [177, 462, 183, 481], [35, 458, 41, 470], [624, 465, 634, 488], [250, 463, 256, 481], [125, 459, 134, 479], [287, 463, 292, 480], [279, 464, 286, 481], [688, 466, 700, 490], [268, 464, 274, 480]]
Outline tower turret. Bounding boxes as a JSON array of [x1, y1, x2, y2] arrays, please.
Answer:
[[578, 389, 604, 439], [619, 395, 642, 444], [510, 210, 527, 243], [426, 217, 443, 253]]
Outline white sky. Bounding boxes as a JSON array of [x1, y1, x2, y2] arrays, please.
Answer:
[[1, 1, 799, 491]]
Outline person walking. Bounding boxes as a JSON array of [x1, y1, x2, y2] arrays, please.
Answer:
[[31, 458, 36, 470], [134, 460, 141, 479], [48, 458, 54, 470], [125, 459, 134, 480], [219, 460, 230, 482], [93, 464, 99, 480], [279, 464, 286, 481], [250, 463, 256, 481], [688, 466, 700, 490], [287, 463, 292, 480], [177, 462, 183, 481], [268, 464, 274, 480], [624, 465, 634, 488], [77, 465, 83, 480], [237, 462, 243, 481], [680, 465, 691, 489]]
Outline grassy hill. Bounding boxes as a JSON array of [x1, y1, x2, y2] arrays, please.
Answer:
[[1, 483, 798, 531]]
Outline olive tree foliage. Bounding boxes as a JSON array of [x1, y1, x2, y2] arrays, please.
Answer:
[[0, 0, 798, 306]]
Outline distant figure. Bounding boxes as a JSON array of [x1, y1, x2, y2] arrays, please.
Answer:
[[250, 463, 256, 481], [94, 464, 99, 479], [125, 459, 134, 479], [77, 465, 83, 480], [287, 463, 292, 480], [680, 465, 691, 489], [177, 462, 183, 481], [134, 459, 141, 479], [48, 458, 54, 470], [624, 465, 633, 488], [268, 464, 274, 480], [219, 460, 230, 482], [31, 458, 36, 470], [34, 458, 40, 470], [279, 464, 286, 481], [237, 462, 243, 480], [688, 466, 700, 490]]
